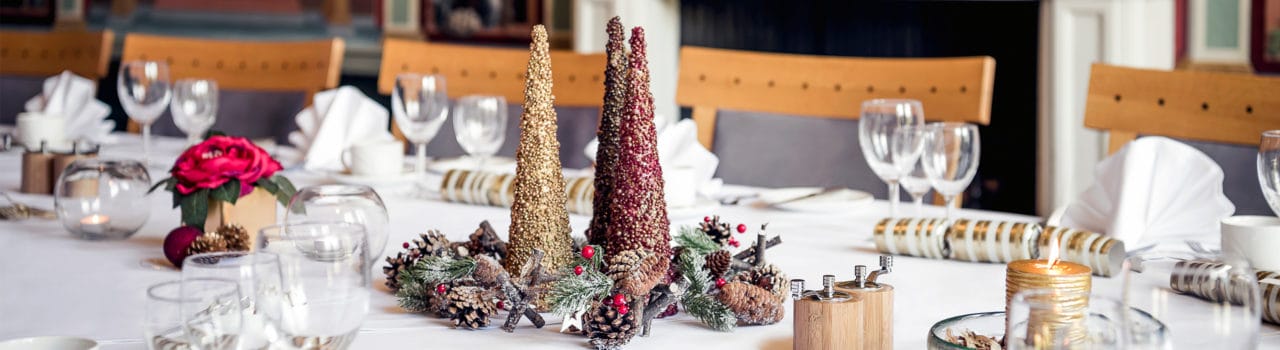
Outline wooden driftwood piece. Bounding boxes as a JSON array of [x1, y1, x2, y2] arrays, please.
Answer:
[[500, 249, 546, 332], [639, 281, 686, 337], [732, 234, 782, 271]]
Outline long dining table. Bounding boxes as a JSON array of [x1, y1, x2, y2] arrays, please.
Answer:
[[1, 133, 1277, 349]]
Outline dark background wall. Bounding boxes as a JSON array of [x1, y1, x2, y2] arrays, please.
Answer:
[[679, 0, 1041, 215]]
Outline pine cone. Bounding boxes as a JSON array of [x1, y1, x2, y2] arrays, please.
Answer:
[[700, 216, 733, 246], [185, 232, 227, 257], [215, 224, 250, 251], [586, 299, 638, 350], [716, 281, 784, 325], [471, 255, 507, 287], [416, 230, 454, 258], [445, 286, 496, 329], [607, 249, 668, 296], [382, 251, 421, 291], [734, 264, 789, 302], [704, 250, 731, 279]]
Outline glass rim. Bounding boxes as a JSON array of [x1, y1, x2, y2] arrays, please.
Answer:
[[457, 94, 507, 102], [173, 78, 218, 86], [258, 221, 367, 240], [183, 251, 280, 269], [860, 98, 923, 107], [146, 278, 239, 303], [927, 311, 1004, 349], [297, 184, 376, 197], [926, 121, 977, 129]]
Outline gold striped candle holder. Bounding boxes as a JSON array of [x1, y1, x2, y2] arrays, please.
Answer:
[[440, 169, 594, 215], [1038, 226, 1125, 277], [945, 219, 1040, 263], [873, 218, 949, 259], [1006, 260, 1092, 345]]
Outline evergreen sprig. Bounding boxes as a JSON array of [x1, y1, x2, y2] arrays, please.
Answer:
[[394, 275, 433, 313], [676, 226, 721, 256], [676, 248, 736, 331], [547, 261, 612, 317], [406, 256, 477, 285]]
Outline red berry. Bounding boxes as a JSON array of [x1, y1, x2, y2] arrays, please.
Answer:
[[497, 300, 505, 310], [729, 239, 740, 248], [581, 245, 595, 259], [574, 265, 584, 276], [402, 242, 410, 249], [613, 293, 626, 307], [715, 278, 727, 288], [617, 304, 630, 315], [736, 223, 747, 233], [436, 284, 447, 294], [703, 216, 711, 222]]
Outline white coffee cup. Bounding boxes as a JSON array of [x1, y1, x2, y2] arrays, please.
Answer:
[[15, 112, 67, 151], [342, 140, 405, 176], [1221, 215, 1280, 272]]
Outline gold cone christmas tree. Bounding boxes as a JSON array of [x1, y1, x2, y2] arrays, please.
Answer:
[[505, 25, 574, 274], [602, 27, 672, 293], [588, 16, 629, 246]]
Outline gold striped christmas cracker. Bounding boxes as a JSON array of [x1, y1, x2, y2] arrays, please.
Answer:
[[945, 219, 1039, 263], [440, 169, 594, 215], [1170, 262, 1279, 324], [1260, 270, 1280, 325], [873, 217, 949, 259], [1038, 226, 1125, 277]]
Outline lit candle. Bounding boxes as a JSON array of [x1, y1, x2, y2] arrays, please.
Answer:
[[80, 214, 110, 234], [1005, 241, 1091, 344]]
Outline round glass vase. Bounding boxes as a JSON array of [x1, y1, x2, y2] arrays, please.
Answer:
[[54, 159, 151, 240], [283, 184, 389, 264]]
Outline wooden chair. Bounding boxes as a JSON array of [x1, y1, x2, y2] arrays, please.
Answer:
[[120, 34, 344, 132], [1083, 63, 1280, 154], [676, 46, 996, 150], [0, 30, 114, 80]]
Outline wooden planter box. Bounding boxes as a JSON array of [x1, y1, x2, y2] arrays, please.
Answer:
[[203, 186, 277, 246]]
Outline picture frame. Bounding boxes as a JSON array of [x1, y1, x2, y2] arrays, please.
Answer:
[[1183, 0, 1254, 72], [423, 0, 543, 44], [1252, 0, 1280, 73]]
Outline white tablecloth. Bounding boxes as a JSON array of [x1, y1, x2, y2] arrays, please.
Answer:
[[1, 134, 1277, 349]]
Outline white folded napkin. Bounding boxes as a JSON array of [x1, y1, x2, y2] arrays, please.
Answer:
[[292, 86, 395, 172], [585, 118, 721, 207], [1058, 136, 1235, 245], [22, 71, 115, 144]]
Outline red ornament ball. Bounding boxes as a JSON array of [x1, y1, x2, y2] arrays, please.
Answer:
[[715, 278, 727, 288], [703, 216, 711, 223], [581, 245, 596, 259], [497, 300, 505, 310], [436, 284, 448, 294], [574, 265, 584, 276], [736, 223, 747, 233], [402, 242, 410, 249], [612, 293, 626, 307], [163, 226, 203, 268], [617, 304, 630, 315]]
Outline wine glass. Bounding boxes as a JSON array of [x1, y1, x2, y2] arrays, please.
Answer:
[[392, 74, 449, 176], [172, 79, 219, 145], [1122, 253, 1260, 349], [921, 122, 980, 220], [891, 125, 931, 216], [859, 99, 924, 217], [283, 184, 389, 265], [182, 252, 283, 350], [144, 278, 243, 350], [257, 222, 370, 350], [1259, 130, 1280, 216], [118, 61, 172, 166], [453, 95, 508, 171]]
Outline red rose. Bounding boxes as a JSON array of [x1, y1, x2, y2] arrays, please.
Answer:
[[171, 136, 282, 196]]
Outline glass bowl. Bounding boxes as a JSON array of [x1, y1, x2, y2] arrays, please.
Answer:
[[928, 309, 1167, 350], [54, 159, 151, 240], [283, 184, 389, 264]]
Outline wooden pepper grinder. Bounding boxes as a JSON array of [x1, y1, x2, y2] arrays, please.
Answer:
[[20, 141, 54, 194], [792, 256, 895, 350]]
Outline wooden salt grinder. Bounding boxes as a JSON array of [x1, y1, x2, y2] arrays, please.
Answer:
[[832, 256, 895, 350], [20, 141, 54, 194]]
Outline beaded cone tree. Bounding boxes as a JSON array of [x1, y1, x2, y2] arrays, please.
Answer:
[[587, 16, 629, 247], [601, 27, 672, 296], [504, 25, 575, 274]]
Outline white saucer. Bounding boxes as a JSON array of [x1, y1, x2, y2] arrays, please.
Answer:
[[756, 187, 873, 213], [329, 169, 419, 187], [0, 336, 98, 350]]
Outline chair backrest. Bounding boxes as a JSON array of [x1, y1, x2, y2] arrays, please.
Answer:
[[1084, 63, 1280, 154], [119, 34, 344, 134], [0, 30, 114, 80], [676, 46, 996, 149]]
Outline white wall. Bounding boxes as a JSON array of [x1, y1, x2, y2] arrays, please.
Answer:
[[573, 0, 680, 126], [1038, 0, 1176, 215]]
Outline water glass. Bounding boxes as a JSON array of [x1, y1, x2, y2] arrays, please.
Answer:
[[283, 184, 390, 264], [921, 122, 980, 219], [1123, 253, 1260, 349], [145, 278, 243, 350], [859, 99, 924, 217], [257, 222, 370, 350], [172, 79, 219, 144], [392, 73, 449, 176], [118, 61, 172, 165], [453, 95, 508, 170], [182, 252, 283, 350], [891, 125, 931, 216], [1259, 130, 1280, 216]]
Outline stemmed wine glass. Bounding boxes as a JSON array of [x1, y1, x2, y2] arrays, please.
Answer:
[[921, 122, 980, 220], [453, 95, 508, 171], [1259, 130, 1280, 216], [171, 79, 219, 145], [891, 125, 931, 216], [257, 222, 370, 350], [860, 99, 924, 217], [392, 74, 449, 176], [118, 61, 172, 166]]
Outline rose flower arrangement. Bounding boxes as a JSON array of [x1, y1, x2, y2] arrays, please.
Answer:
[[149, 134, 297, 228]]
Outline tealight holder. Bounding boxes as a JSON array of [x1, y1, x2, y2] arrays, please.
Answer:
[[54, 159, 151, 240]]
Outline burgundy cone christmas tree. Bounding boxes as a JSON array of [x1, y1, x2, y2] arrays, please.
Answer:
[[587, 16, 629, 246], [505, 25, 574, 274], [601, 27, 671, 295]]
